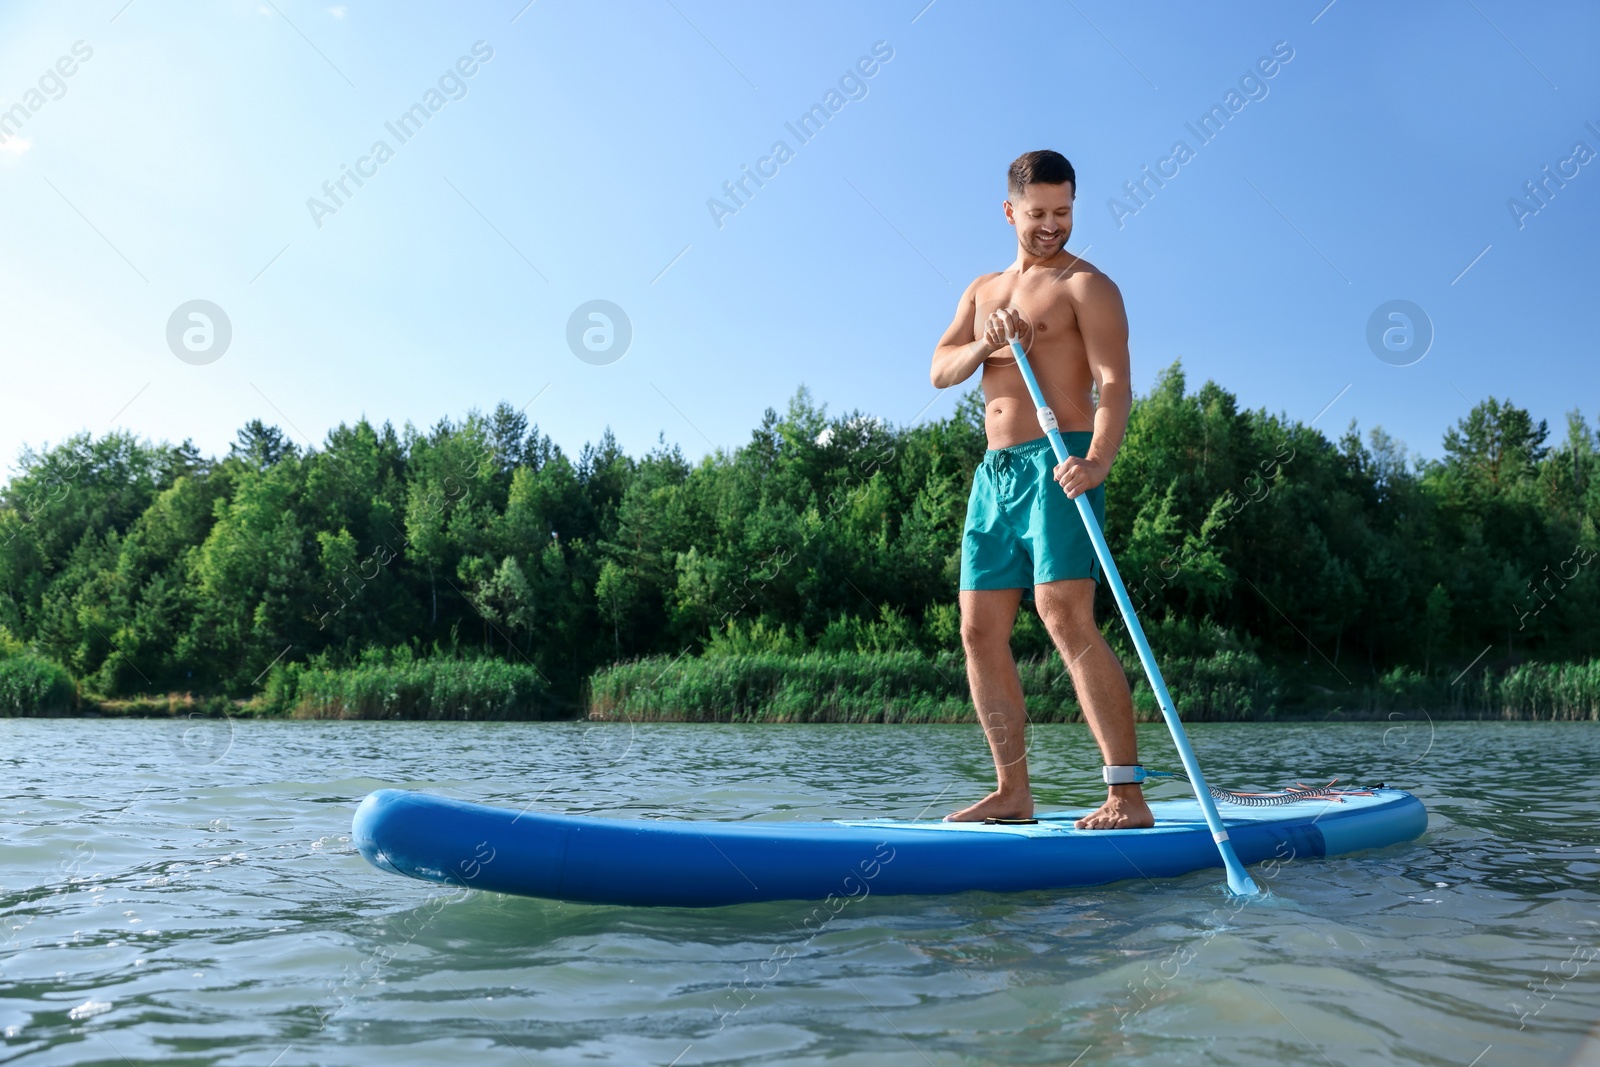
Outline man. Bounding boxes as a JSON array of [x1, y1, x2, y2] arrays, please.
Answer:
[[928, 149, 1152, 830]]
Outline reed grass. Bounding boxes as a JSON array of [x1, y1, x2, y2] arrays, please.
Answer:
[[589, 650, 1600, 723], [5, 647, 1596, 722], [587, 647, 1283, 723], [267, 657, 559, 720], [0, 653, 76, 716]]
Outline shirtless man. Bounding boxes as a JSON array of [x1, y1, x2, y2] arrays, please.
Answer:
[[929, 149, 1153, 831]]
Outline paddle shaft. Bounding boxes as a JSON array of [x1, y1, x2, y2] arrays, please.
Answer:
[[1003, 335, 1261, 896]]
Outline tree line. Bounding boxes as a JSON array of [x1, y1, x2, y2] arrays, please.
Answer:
[[0, 362, 1594, 709]]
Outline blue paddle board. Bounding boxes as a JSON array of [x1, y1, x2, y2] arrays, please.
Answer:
[[351, 787, 1426, 907]]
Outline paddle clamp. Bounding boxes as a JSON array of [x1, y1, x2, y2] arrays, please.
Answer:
[[1102, 765, 1147, 785]]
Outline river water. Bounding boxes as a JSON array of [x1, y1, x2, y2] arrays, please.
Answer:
[[1, 717, 1596, 1066]]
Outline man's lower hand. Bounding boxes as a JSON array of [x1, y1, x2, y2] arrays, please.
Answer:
[[1053, 455, 1107, 498]]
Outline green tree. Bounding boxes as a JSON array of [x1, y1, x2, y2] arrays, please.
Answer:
[[1443, 397, 1549, 487]]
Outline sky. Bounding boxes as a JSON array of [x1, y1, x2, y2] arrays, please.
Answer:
[[1, 0, 1596, 481]]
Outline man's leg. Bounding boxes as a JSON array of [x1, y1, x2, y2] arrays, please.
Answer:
[[1034, 578, 1154, 830], [944, 587, 1032, 822]]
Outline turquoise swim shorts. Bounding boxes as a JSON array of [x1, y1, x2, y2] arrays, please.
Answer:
[[959, 433, 1105, 595]]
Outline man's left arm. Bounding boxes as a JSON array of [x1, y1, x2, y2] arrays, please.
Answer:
[[1055, 273, 1131, 499]]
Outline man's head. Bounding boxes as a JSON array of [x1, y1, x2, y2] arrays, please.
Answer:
[[1005, 149, 1076, 257]]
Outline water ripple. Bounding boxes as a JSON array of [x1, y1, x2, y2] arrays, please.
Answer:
[[0, 718, 1595, 1066]]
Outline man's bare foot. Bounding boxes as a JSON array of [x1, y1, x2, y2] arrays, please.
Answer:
[[1074, 788, 1155, 830], [944, 789, 1033, 822]]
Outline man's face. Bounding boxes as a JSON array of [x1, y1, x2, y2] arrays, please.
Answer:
[[1006, 182, 1074, 256]]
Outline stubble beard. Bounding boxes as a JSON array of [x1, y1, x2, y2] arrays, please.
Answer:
[[1028, 231, 1067, 257]]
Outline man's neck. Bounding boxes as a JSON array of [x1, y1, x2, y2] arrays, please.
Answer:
[[1009, 246, 1077, 273]]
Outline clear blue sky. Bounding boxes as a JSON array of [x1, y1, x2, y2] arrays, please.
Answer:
[[2, 0, 1595, 479]]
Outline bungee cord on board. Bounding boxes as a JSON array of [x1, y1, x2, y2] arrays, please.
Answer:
[[1143, 771, 1382, 807]]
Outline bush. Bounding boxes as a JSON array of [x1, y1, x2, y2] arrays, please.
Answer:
[[0, 653, 77, 715]]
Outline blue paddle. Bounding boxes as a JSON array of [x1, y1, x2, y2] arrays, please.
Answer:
[[1003, 330, 1261, 896]]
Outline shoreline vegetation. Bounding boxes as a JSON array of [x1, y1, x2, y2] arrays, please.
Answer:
[[2, 365, 1596, 723], [585, 650, 1600, 723], [5, 649, 1598, 722]]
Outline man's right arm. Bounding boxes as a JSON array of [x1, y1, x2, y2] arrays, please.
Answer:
[[930, 279, 998, 388]]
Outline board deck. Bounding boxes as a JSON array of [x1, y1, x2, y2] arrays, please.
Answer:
[[352, 787, 1427, 907]]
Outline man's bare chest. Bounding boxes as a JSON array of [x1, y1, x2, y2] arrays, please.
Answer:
[[972, 280, 1081, 343]]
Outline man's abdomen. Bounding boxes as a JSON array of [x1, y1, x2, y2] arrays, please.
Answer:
[[983, 393, 1093, 448]]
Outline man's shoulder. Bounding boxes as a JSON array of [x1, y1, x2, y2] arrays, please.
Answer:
[[964, 270, 1007, 293], [1056, 253, 1112, 284], [1057, 258, 1122, 301]]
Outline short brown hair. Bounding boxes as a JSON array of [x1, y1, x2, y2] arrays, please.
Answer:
[[1007, 150, 1076, 197]]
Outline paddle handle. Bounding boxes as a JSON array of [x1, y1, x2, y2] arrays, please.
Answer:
[[1004, 335, 1261, 896]]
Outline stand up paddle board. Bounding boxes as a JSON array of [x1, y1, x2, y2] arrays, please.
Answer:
[[352, 786, 1426, 907]]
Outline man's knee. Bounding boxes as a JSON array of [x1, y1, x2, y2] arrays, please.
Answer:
[[960, 612, 1008, 652], [1037, 589, 1099, 644], [960, 594, 1018, 652]]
